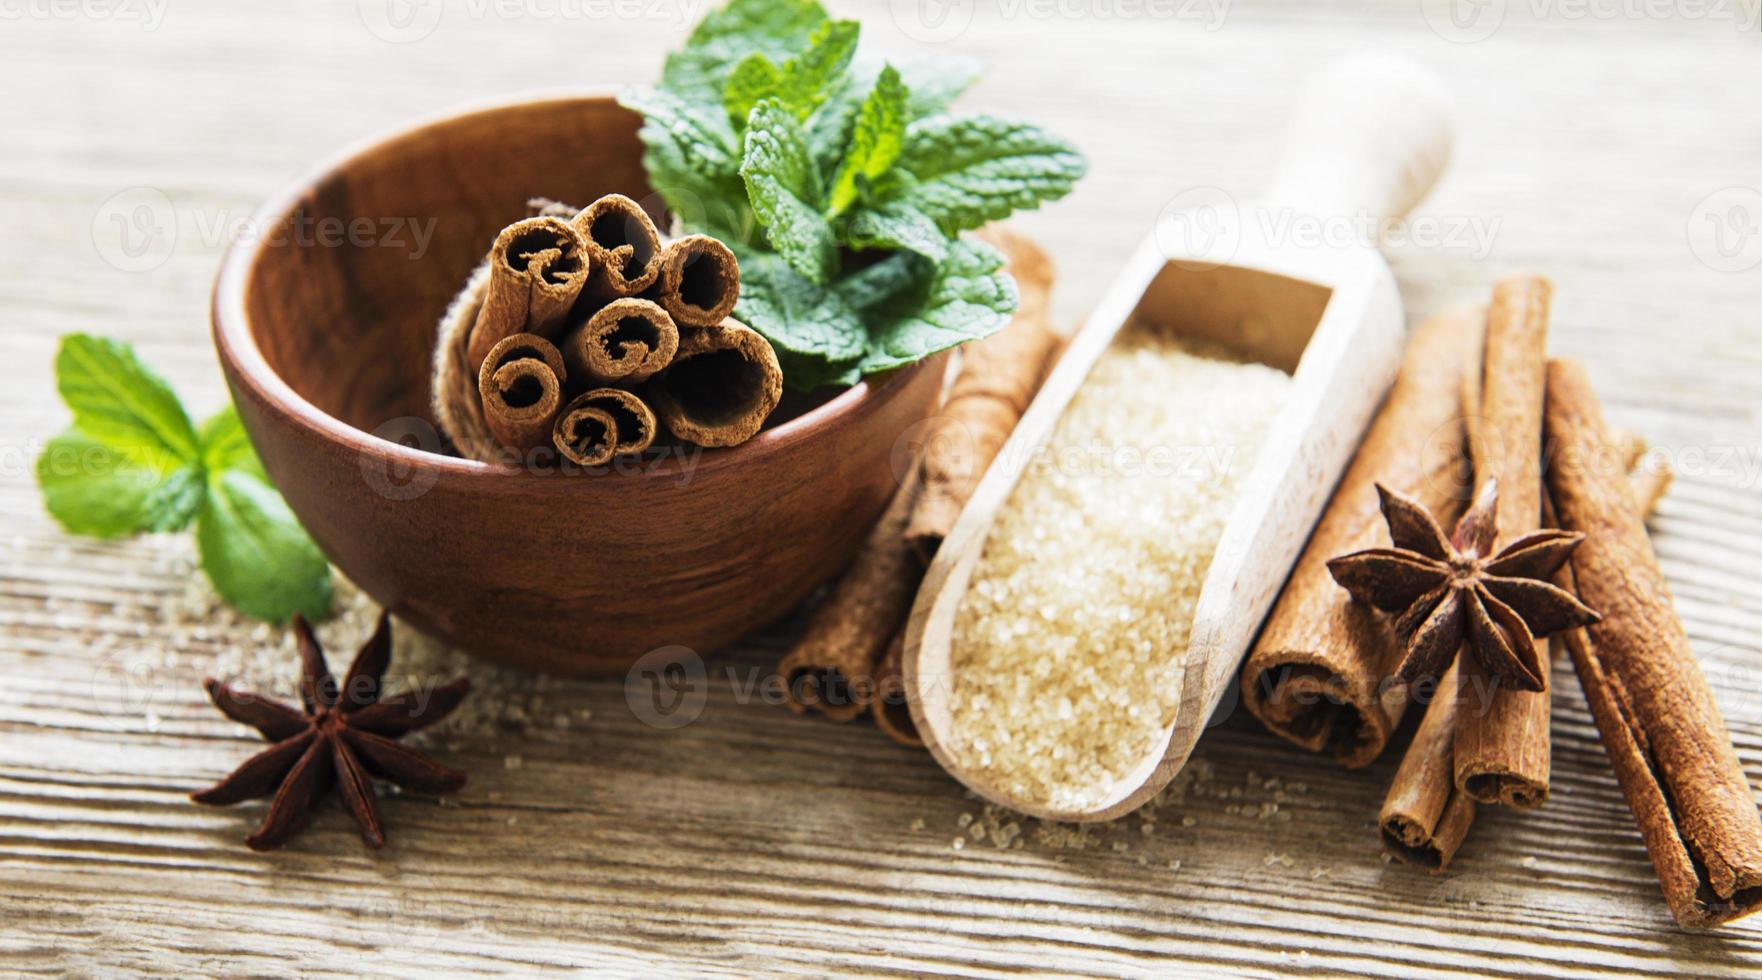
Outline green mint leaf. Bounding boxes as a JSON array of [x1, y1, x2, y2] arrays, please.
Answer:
[[772, 19, 858, 119], [721, 20, 855, 127], [723, 53, 782, 125], [774, 348, 861, 392], [845, 199, 948, 261], [888, 115, 1086, 234], [662, 0, 829, 105], [741, 99, 837, 284], [805, 52, 980, 175], [827, 63, 908, 216], [856, 237, 1017, 374], [835, 251, 926, 312], [199, 405, 267, 480], [55, 334, 199, 463], [197, 468, 332, 624], [735, 250, 866, 367], [37, 428, 202, 538], [618, 86, 750, 234]]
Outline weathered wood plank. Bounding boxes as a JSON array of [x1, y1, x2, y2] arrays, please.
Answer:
[[3, 0, 1761, 975]]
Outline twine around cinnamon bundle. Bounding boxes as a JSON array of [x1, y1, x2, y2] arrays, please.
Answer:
[[430, 194, 774, 466]]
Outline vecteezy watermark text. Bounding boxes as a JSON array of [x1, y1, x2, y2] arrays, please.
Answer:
[[0, 0, 167, 29], [357, 0, 710, 43], [92, 186, 438, 273], [1423, 0, 1759, 44], [1155, 188, 1502, 271]]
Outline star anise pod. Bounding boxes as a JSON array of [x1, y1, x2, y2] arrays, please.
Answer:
[[1326, 479, 1601, 692], [192, 612, 470, 851]]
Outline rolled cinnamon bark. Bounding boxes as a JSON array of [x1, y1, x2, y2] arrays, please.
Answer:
[[562, 298, 679, 386], [570, 193, 663, 300], [645, 319, 782, 448], [871, 629, 922, 748], [466, 216, 589, 371], [653, 235, 740, 328], [1239, 306, 1483, 768], [1381, 457, 1670, 871], [477, 333, 566, 456], [778, 471, 923, 722], [1455, 275, 1553, 809], [553, 388, 658, 466], [1380, 664, 1476, 870], [1545, 359, 1762, 928], [903, 226, 1059, 564]]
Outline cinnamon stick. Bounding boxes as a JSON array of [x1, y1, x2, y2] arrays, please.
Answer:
[[1454, 276, 1553, 808], [1381, 457, 1669, 871], [570, 193, 663, 300], [903, 226, 1059, 564], [562, 298, 679, 386], [477, 333, 566, 456], [778, 470, 924, 722], [553, 388, 658, 466], [871, 629, 922, 747], [1544, 358, 1762, 928], [652, 235, 740, 328], [465, 216, 589, 371], [645, 319, 782, 448], [1239, 306, 1483, 767]]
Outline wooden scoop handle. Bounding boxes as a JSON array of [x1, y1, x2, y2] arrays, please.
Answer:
[[1263, 53, 1454, 223]]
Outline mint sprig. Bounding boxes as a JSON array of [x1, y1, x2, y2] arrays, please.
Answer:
[[37, 335, 333, 623], [621, 0, 1086, 391]]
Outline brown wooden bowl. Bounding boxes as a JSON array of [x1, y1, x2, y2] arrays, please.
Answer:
[[212, 92, 944, 674]]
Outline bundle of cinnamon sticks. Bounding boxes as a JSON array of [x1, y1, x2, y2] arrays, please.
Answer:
[[431, 195, 780, 466], [1241, 276, 1762, 928], [776, 227, 1062, 745]]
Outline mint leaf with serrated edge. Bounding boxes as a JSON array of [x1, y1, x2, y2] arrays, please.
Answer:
[[742, 99, 837, 283], [37, 334, 332, 622], [805, 53, 979, 176], [885, 115, 1086, 234], [56, 334, 199, 462], [827, 63, 908, 217], [722, 19, 857, 128], [197, 468, 333, 624], [723, 53, 782, 125], [735, 250, 866, 365], [770, 19, 858, 119], [845, 198, 948, 261], [617, 87, 749, 236], [628, 0, 1085, 390], [855, 237, 1017, 374], [37, 428, 202, 538], [661, 0, 829, 106], [199, 405, 267, 480]]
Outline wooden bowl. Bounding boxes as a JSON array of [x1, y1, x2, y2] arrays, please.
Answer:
[[212, 92, 944, 674]]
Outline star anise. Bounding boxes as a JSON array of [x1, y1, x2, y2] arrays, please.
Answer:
[[192, 613, 470, 851], [1326, 479, 1601, 693]]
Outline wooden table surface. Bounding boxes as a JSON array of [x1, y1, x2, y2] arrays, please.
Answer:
[[5, 1, 1761, 975]]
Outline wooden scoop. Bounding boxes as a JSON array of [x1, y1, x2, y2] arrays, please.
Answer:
[[904, 54, 1454, 822]]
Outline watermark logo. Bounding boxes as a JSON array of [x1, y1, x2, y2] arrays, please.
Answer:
[[888, 0, 978, 42], [1155, 186, 1243, 272], [90, 648, 174, 730], [93, 186, 177, 273], [1421, 0, 1507, 43], [1688, 186, 1762, 273], [0, 0, 168, 29], [361, 418, 446, 501], [1155, 188, 1501, 268], [624, 645, 707, 729], [359, 0, 445, 43]]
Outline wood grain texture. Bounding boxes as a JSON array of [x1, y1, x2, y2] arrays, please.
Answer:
[[3, 0, 1761, 975]]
